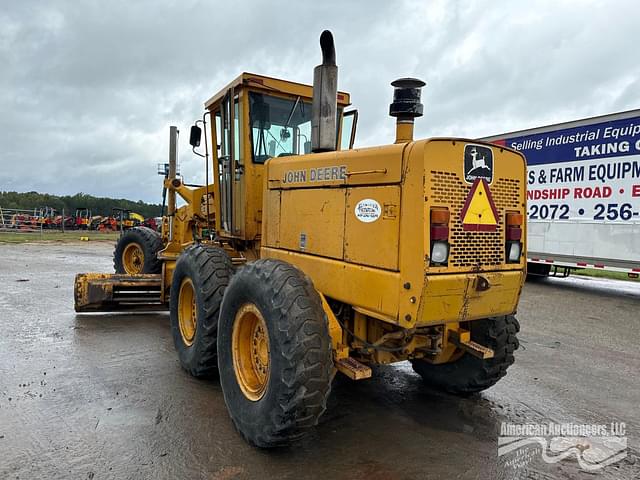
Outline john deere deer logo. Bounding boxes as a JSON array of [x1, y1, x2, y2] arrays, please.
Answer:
[[464, 144, 493, 184]]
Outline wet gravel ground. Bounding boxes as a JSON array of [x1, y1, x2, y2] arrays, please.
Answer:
[[0, 242, 638, 480]]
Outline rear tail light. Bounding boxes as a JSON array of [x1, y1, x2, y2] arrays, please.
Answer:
[[506, 213, 523, 226], [431, 208, 450, 225], [506, 212, 523, 263], [431, 242, 449, 264], [430, 225, 448, 240], [430, 208, 450, 265]]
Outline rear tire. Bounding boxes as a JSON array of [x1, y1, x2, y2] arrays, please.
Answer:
[[411, 315, 520, 395], [217, 259, 333, 448], [170, 245, 234, 377], [113, 226, 163, 274]]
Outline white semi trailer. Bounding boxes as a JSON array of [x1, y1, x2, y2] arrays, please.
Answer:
[[482, 109, 640, 278]]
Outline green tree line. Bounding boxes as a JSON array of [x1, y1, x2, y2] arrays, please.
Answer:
[[0, 191, 163, 218]]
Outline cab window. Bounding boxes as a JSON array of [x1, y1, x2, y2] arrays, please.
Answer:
[[249, 92, 312, 163]]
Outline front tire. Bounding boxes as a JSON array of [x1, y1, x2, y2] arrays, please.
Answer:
[[411, 315, 520, 395], [169, 245, 233, 377], [217, 259, 333, 448], [113, 226, 163, 274]]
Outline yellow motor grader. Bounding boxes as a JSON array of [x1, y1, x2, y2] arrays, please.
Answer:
[[75, 31, 527, 447]]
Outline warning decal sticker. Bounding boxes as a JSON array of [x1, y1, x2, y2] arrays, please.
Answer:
[[460, 178, 499, 231]]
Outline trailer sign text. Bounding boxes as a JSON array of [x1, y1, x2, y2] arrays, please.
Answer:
[[483, 110, 640, 274], [492, 115, 640, 223]]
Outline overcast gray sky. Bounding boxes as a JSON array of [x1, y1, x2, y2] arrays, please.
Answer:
[[1, 0, 639, 203]]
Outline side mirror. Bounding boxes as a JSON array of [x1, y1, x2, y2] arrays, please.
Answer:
[[189, 125, 202, 147]]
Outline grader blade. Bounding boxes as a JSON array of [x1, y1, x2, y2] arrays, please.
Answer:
[[74, 273, 166, 312]]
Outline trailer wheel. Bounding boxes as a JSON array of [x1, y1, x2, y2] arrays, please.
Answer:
[[217, 259, 333, 448], [113, 226, 163, 274], [411, 315, 520, 395], [170, 245, 234, 377]]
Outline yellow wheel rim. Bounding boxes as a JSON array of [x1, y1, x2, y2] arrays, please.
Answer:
[[178, 278, 197, 346], [232, 303, 270, 401], [122, 242, 144, 274]]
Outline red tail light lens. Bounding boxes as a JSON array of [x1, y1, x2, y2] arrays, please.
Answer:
[[430, 208, 450, 265], [506, 228, 521, 241], [430, 225, 449, 240]]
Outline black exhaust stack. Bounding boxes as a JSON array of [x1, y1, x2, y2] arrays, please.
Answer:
[[311, 30, 338, 152], [389, 78, 426, 143]]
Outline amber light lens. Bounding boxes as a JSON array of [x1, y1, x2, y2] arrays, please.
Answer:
[[506, 212, 523, 226], [431, 208, 450, 225]]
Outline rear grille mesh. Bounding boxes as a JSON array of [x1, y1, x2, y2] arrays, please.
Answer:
[[430, 171, 521, 269]]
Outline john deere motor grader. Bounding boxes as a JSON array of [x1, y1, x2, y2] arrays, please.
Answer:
[[75, 31, 526, 447]]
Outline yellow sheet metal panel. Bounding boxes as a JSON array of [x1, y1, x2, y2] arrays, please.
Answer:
[[260, 138, 526, 330], [278, 188, 346, 259], [263, 189, 281, 247], [418, 270, 523, 325], [345, 186, 401, 270], [261, 247, 400, 322], [266, 143, 405, 189], [394, 141, 427, 327]]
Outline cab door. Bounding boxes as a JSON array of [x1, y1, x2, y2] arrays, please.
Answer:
[[216, 90, 245, 237]]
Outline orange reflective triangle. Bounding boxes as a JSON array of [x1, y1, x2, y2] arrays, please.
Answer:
[[460, 179, 499, 231]]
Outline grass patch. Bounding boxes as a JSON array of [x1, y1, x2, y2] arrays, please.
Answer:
[[573, 268, 639, 282], [0, 231, 120, 244]]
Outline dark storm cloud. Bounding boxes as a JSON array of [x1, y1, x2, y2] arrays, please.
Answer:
[[1, 0, 638, 202]]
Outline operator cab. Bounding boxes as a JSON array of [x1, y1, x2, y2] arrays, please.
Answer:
[[189, 73, 355, 242]]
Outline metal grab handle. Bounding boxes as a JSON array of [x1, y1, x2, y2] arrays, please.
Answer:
[[345, 168, 387, 177]]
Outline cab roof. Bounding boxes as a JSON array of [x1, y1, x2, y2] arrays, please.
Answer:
[[204, 72, 351, 109]]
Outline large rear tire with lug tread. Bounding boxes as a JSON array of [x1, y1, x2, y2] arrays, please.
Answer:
[[170, 244, 234, 378], [113, 226, 163, 274], [217, 259, 333, 448], [411, 315, 520, 395]]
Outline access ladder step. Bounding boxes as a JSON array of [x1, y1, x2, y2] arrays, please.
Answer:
[[335, 357, 372, 380], [448, 329, 494, 359]]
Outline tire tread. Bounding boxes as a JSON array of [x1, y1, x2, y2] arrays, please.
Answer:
[[113, 226, 163, 274], [220, 259, 333, 447], [170, 244, 234, 377], [411, 315, 520, 395]]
